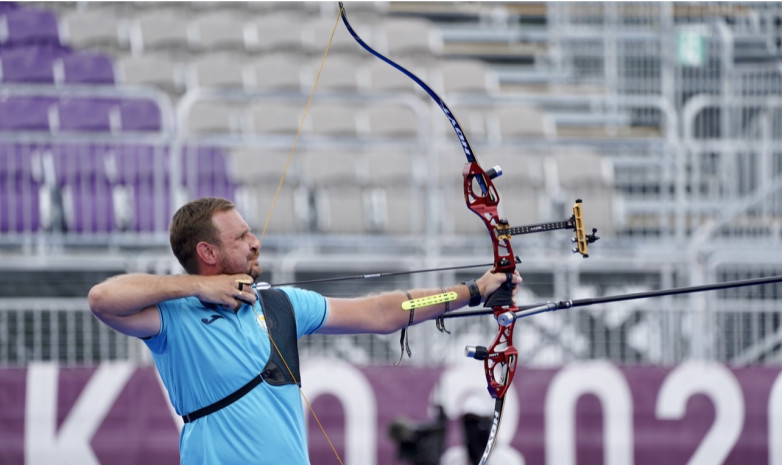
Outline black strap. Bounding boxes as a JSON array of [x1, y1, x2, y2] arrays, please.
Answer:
[[435, 288, 451, 334], [181, 373, 263, 423], [395, 292, 415, 367]]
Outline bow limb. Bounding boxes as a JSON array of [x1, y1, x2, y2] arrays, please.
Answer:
[[339, 4, 518, 463]]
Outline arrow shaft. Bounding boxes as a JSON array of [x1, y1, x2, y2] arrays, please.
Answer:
[[268, 261, 497, 287]]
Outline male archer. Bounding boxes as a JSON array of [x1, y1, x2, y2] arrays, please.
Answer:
[[88, 196, 521, 464]]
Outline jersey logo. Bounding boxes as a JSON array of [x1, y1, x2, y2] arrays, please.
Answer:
[[256, 314, 267, 332], [201, 314, 224, 325]]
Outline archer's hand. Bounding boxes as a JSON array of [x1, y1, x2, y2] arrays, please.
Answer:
[[196, 274, 257, 309], [476, 269, 523, 301]]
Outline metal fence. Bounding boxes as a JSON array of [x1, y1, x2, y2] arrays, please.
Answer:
[[3, 250, 782, 367]]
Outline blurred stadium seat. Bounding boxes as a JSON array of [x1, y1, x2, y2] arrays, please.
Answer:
[[489, 104, 556, 141], [52, 144, 117, 233], [246, 100, 303, 135], [437, 59, 500, 95], [110, 144, 171, 232], [58, 8, 127, 50], [186, 52, 250, 90], [185, 100, 245, 135], [250, 12, 305, 53], [365, 101, 421, 139], [54, 97, 118, 133], [0, 96, 56, 131], [128, 9, 191, 54], [115, 53, 185, 94], [117, 99, 163, 132], [379, 17, 443, 58], [0, 7, 60, 46], [300, 15, 369, 56], [302, 54, 366, 93], [180, 145, 236, 199], [53, 51, 115, 85], [0, 44, 67, 84], [305, 101, 363, 137], [0, 143, 43, 233], [229, 148, 310, 233], [188, 10, 250, 52], [248, 53, 305, 91], [312, 184, 369, 233]]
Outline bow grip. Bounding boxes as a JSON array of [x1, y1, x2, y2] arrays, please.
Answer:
[[483, 272, 515, 308]]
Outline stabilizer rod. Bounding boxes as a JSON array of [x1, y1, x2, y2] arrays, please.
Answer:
[[442, 274, 782, 322]]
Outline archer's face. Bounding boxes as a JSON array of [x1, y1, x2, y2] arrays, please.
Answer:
[[212, 209, 262, 279]]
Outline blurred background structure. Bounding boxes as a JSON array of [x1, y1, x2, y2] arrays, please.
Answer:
[[2, 0, 782, 373]]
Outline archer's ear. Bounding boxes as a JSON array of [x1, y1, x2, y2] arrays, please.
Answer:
[[196, 241, 218, 266]]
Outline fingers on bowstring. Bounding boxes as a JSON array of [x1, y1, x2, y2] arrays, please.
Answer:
[[234, 275, 254, 291]]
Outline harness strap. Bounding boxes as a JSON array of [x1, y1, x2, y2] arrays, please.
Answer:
[[181, 373, 263, 423]]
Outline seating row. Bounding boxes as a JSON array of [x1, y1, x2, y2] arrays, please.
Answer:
[[1, 141, 619, 238], [0, 5, 433, 58], [0, 96, 162, 133], [0, 44, 114, 85], [231, 146, 618, 236], [59, 8, 433, 58], [0, 143, 232, 234], [117, 52, 498, 95], [0, 42, 498, 101], [185, 98, 553, 141]]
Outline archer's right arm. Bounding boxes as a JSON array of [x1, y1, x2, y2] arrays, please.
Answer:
[[88, 273, 255, 338]]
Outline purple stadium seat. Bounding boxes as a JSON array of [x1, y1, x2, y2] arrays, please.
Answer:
[[51, 144, 108, 185], [61, 177, 116, 233], [0, 8, 60, 46], [0, 96, 55, 131], [180, 146, 236, 199], [109, 144, 169, 183], [54, 51, 115, 85], [0, 143, 41, 232], [119, 99, 162, 132], [0, 177, 41, 232], [51, 144, 115, 233], [181, 146, 230, 181], [56, 98, 118, 132], [109, 144, 172, 232], [0, 44, 70, 83], [0, 3, 18, 14], [130, 179, 171, 232], [197, 177, 235, 199]]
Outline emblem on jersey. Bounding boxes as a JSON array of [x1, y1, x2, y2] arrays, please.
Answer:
[[201, 314, 224, 325], [256, 313, 267, 331]]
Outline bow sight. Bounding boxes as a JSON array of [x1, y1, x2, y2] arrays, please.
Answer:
[[500, 198, 599, 257], [474, 165, 599, 257]]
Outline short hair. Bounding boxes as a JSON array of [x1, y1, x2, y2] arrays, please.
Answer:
[[170, 197, 236, 274]]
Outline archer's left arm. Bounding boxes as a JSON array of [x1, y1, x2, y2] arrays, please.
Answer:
[[317, 270, 522, 335]]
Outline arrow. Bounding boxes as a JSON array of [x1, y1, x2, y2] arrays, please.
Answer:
[[258, 256, 522, 288]]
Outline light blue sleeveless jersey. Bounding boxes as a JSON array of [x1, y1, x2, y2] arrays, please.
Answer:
[[143, 286, 328, 465]]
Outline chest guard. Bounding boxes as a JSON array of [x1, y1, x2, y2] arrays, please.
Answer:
[[182, 287, 300, 423], [258, 288, 301, 386]]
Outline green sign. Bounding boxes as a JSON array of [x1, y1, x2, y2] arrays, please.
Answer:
[[677, 29, 707, 67]]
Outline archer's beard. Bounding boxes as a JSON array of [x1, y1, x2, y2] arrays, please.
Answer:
[[219, 255, 262, 280], [249, 262, 262, 280]]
